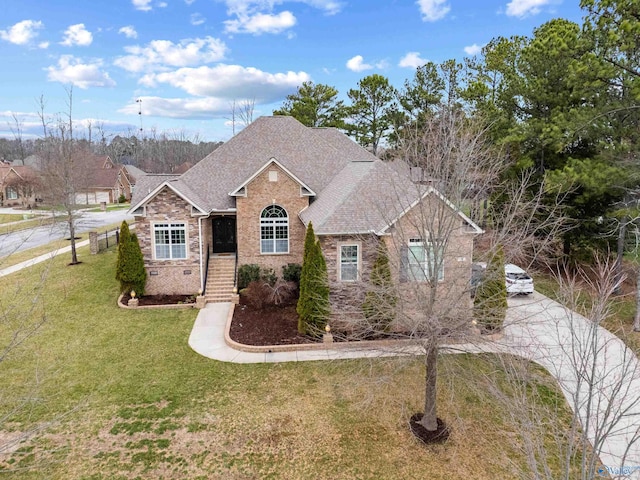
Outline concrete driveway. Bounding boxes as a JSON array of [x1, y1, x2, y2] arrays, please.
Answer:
[[503, 293, 640, 477]]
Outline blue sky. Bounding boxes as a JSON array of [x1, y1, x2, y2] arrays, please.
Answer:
[[0, 0, 585, 143]]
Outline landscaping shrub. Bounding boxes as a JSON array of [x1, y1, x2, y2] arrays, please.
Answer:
[[474, 246, 508, 332], [118, 193, 127, 204], [266, 279, 297, 306], [282, 263, 302, 286], [115, 221, 147, 296], [238, 264, 261, 290], [243, 279, 297, 309], [362, 241, 397, 331], [260, 267, 277, 287], [243, 281, 268, 310], [297, 222, 330, 336]]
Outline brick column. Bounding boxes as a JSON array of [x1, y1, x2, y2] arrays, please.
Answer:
[[89, 231, 99, 254]]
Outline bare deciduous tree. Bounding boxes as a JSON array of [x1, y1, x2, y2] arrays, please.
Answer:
[[483, 257, 640, 478], [334, 109, 566, 438]]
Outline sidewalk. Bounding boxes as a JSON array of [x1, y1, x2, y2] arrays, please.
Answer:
[[0, 238, 90, 277]]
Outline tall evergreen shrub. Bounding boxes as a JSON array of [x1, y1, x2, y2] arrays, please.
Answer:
[[362, 241, 397, 331], [115, 221, 147, 296], [473, 246, 507, 332], [297, 223, 330, 335]]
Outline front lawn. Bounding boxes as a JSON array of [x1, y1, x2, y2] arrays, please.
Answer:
[[0, 246, 581, 479]]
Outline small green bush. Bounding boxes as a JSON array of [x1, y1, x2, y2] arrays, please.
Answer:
[[282, 263, 302, 285], [238, 264, 261, 290], [118, 193, 127, 204], [260, 267, 277, 287]]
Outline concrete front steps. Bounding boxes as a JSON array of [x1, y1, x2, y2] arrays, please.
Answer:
[[205, 255, 239, 303]]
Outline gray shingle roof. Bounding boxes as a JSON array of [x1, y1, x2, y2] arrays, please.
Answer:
[[299, 160, 420, 234], [130, 116, 481, 235], [177, 116, 374, 211]]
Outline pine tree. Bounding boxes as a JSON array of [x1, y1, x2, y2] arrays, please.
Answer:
[[362, 241, 397, 332], [115, 221, 147, 296], [474, 246, 508, 332]]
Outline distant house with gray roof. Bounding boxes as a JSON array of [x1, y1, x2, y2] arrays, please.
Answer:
[[129, 116, 482, 314]]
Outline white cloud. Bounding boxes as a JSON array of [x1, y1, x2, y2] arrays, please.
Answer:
[[119, 25, 138, 39], [225, 11, 296, 35], [61, 23, 93, 46], [464, 43, 482, 55], [505, 0, 552, 17], [190, 13, 206, 26], [346, 55, 373, 72], [416, 0, 450, 21], [184, 0, 196, 4], [119, 96, 231, 119], [221, 1, 342, 35], [399, 52, 427, 68], [114, 36, 227, 73], [140, 64, 310, 102], [38, 41, 50, 49], [132, 0, 152, 11], [46, 55, 116, 89], [0, 20, 44, 46]]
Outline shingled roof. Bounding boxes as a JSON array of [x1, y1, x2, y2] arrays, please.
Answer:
[[130, 116, 482, 235]]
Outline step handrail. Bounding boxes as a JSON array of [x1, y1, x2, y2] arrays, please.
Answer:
[[202, 247, 211, 295]]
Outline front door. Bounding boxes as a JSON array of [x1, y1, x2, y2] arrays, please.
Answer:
[[212, 217, 236, 253]]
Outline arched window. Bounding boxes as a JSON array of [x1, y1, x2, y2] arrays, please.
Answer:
[[260, 205, 289, 254]]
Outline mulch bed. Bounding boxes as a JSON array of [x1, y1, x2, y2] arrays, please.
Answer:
[[409, 414, 450, 445], [229, 300, 314, 346], [120, 293, 196, 306]]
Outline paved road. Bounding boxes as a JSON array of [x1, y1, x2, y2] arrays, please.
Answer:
[[0, 210, 134, 258]]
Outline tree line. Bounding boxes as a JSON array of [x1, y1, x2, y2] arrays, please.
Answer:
[[274, 0, 640, 261]]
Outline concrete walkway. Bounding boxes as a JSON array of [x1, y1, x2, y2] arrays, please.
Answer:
[[189, 293, 640, 476], [0, 239, 90, 277]]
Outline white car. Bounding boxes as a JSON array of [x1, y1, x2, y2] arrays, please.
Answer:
[[471, 262, 534, 296], [504, 263, 534, 295]]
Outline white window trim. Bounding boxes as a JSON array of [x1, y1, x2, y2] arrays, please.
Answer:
[[152, 222, 188, 260], [338, 242, 361, 282], [408, 238, 444, 283], [260, 205, 289, 255]]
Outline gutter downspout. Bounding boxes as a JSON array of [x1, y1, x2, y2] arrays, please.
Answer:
[[198, 216, 204, 292]]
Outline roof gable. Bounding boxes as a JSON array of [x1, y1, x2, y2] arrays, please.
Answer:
[[177, 116, 378, 212], [229, 158, 316, 197], [129, 176, 208, 215]]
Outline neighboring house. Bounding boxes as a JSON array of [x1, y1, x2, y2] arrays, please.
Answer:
[[118, 164, 146, 201], [0, 163, 39, 207], [75, 154, 122, 205], [129, 116, 482, 318]]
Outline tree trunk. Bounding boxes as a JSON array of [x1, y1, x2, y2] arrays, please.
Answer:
[[634, 266, 640, 332], [614, 219, 626, 295], [68, 211, 78, 265], [420, 343, 438, 431]]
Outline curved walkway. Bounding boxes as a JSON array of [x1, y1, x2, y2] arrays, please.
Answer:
[[189, 293, 640, 475]]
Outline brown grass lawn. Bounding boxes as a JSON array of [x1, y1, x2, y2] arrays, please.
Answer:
[[0, 247, 579, 479]]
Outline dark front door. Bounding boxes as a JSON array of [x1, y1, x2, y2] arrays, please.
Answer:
[[212, 217, 236, 253]]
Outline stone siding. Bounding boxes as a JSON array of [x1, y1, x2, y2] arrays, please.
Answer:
[[136, 187, 202, 295], [236, 164, 308, 276]]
